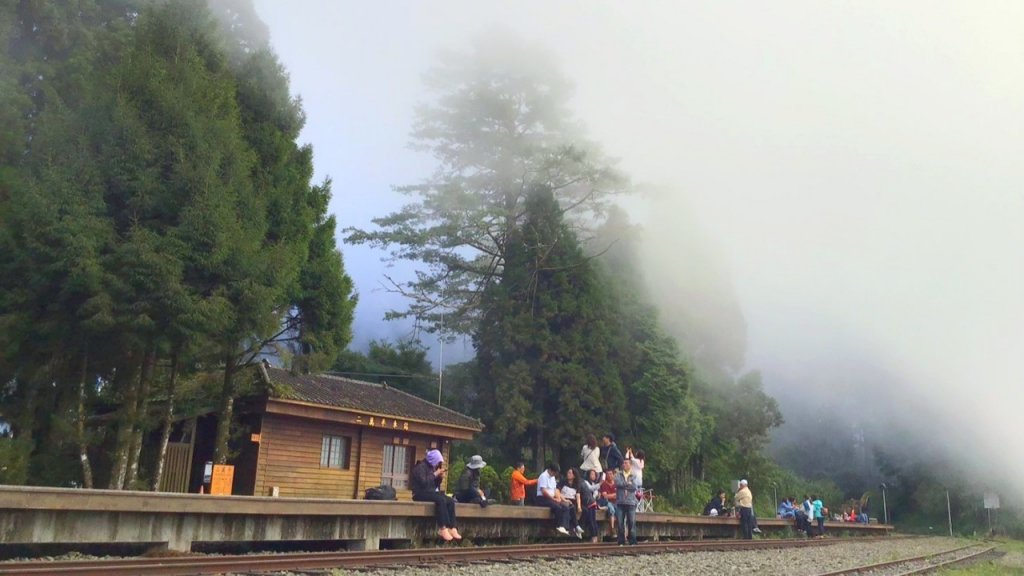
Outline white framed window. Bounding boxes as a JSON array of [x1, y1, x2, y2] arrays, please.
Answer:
[[320, 435, 350, 469], [381, 445, 413, 489]]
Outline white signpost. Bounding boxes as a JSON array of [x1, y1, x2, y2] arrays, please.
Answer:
[[983, 492, 1000, 533], [983, 493, 1000, 509]]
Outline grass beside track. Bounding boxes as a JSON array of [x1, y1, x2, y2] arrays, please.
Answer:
[[936, 538, 1024, 575]]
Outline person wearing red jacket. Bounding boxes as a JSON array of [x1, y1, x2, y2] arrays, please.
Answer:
[[598, 471, 618, 536], [510, 461, 538, 505]]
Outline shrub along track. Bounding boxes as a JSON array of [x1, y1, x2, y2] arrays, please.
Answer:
[[0, 536, 908, 576], [813, 542, 996, 576]]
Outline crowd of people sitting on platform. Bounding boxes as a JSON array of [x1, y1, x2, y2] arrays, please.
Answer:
[[411, 433, 647, 544], [511, 433, 648, 545], [703, 484, 873, 540], [775, 495, 828, 537], [410, 433, 870, 543], [703, 485, 831, 539]]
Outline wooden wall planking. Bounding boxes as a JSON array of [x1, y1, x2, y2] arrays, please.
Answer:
[[254, 414, 361, 499], [253, 413, 452, 500], [159, 442, 192, 493]]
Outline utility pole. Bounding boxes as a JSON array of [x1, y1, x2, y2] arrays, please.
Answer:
[[880, 483, 888, 525], [946, 489, 953, 537], [771, 482, 778, 517]]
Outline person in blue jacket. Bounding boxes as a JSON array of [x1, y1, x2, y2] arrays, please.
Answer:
[[812, 495, 826, 537], [777, 497, 796, 518], [602, 433, 624, 471]]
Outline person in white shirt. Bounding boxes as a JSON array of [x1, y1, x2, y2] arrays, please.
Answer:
[[536, 463, 574, 536], [559, 467, 585, 538], [625, 447, 645, 489], [580, 434, 603, 476]]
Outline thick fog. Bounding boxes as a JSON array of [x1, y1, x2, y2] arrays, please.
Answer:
[[253, 1, 1024, 494]]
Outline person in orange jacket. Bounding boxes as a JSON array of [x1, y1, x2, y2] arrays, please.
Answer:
[[510, 461, 538, 505]]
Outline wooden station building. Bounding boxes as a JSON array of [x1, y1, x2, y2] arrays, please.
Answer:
[[167, 363, 483, 500]]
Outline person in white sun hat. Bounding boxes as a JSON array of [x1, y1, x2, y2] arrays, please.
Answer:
[[455, 455, 490, 507]]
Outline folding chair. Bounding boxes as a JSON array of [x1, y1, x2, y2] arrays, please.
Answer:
[[636, 489, 655, 513]]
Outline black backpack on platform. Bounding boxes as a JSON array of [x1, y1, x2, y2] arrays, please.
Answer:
[[364, 485, 397, 501]]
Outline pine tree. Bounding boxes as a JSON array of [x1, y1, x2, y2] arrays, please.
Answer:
[[476, 186, 625, 469], [292, 181, 357, 374], [0, 0, 356, 485], [347, 34, 626, 335], [0, 0, 129, 487]]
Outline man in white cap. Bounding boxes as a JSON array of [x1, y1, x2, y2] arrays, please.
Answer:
[[735, 479, 754, 539], [455, 455, 489, 507]]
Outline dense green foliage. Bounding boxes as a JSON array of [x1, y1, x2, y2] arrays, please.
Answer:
[[331, 339, 436, 401], [474, 186, 625, 470], [0, 0, 354, 489]]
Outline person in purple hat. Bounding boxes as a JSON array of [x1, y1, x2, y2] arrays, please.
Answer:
[[411, 449, 462, 541]]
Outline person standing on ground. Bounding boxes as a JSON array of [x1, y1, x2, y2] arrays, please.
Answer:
[[614, 458, 639, 546], [455, 455, 488, 507], [509, 461, 537, 506], [537, 463, 575, 536], [735, 479, 754, 539], [812, 495, 825, 537], [602, 433, 624, 472], [581, 434, 603, 478], [410, 449, 462, 542]]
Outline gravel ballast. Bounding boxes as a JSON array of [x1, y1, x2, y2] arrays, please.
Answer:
[[323, 537, 971, 576]]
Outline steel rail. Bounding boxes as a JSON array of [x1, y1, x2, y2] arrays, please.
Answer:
[[892, 545, 996, 575], [814, 543, 995, 576], [0, 536, 905, 576]]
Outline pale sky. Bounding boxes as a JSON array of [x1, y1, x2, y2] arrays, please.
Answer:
[[254, 1, 1024, 490]]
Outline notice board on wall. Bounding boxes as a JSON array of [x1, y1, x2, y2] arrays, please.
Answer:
[[210, 464, 234, 495]]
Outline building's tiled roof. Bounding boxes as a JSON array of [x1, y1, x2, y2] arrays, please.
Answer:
[[260, 365, 483, 431]]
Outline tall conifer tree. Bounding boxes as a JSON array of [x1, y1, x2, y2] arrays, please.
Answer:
[[0, 0, 356, 484], [475, 186, 625, 469]]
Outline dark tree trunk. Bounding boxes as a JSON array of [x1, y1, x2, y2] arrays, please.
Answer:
[[15, 376, 39, 446], [533, 427, 545, 472], [212, 357, 236, 464]]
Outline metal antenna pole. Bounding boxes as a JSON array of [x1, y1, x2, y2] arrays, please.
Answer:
[[437, 312, 444, 405]]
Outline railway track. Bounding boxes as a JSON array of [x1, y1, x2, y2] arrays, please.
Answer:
[[0, 536, 904, 576], [814, 542, 996, 576]]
